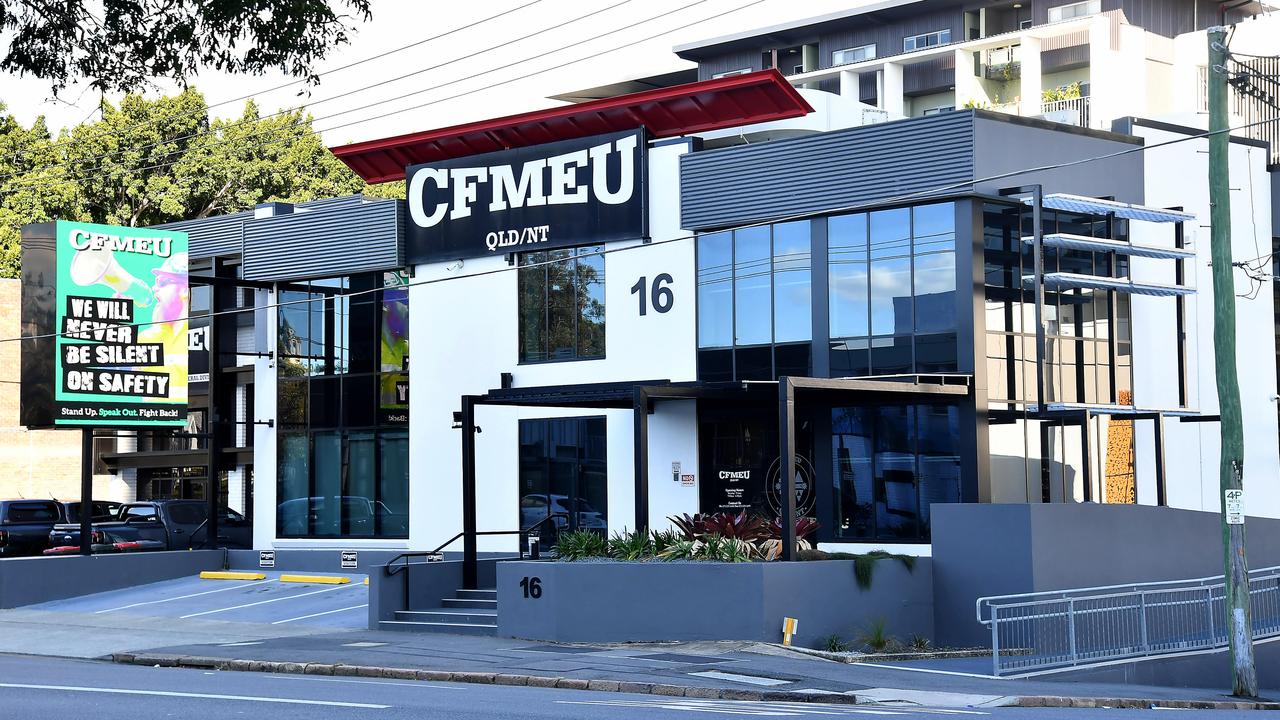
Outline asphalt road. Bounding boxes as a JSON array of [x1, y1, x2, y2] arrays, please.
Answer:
[[0, 654, 1261, 720]]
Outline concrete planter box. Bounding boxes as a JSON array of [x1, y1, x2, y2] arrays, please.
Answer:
[[496, 558, 932, 648]]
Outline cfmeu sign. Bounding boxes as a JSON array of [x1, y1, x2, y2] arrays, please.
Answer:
[[405, 129, 647, 263]]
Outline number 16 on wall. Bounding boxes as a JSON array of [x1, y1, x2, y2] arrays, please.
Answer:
[[631, 274, 674, 316]]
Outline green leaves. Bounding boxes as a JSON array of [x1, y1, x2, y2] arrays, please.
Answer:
[[0, 87, 390, 278], [0, 0, 372, 94]]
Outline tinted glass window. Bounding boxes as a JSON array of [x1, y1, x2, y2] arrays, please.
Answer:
[[734, 226, 772, 346], [772, 221, 812, 343], [123, 506, 157, 521], [518, 246, 605, 363], [7, 504, 59, 522], [697, 232, 734, 348], [168, 504, 206, 525], [829, 213, 869, 339]]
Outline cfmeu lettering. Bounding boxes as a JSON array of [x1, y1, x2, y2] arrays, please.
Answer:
[[69, 229, 174, 258], [409, 134, 638, 229]]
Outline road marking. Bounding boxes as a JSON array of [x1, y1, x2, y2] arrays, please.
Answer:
[[180, 583, 360, 619], [555, 698, 990, 716], [95, 581, 272, 614], [344, 641, 389, 648], [0, 682, 389, 708], [272, 603, 369, 625], [218, 641, 265, 647], [689, 670, 791, 686], [269, 675, 462, 690]]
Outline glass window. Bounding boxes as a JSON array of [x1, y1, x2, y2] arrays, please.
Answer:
[[519, 417, 608, 548], [276, 273, 410, 539], [903, 29, 951, 52], [833, 44, 876, 65], [712, 68, 752, 78], [1048, 0, 1100, 22], [912, 203, 956, 334], [829, 213, 869, 339], [734, 226, 772, 346], [772, 221, 812, 343], [698, 232, 734, 348], [518, 246, 605, 363], [869, 208, 912, 336], [832, 406, 874, 539]]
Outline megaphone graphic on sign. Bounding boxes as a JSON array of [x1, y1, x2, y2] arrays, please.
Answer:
[[69, 247, 154, 308]]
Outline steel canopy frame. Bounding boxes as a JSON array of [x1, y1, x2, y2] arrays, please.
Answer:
[[455, 376, 971, 586]]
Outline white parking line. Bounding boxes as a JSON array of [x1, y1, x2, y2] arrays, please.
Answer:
[[272, 603, 369, 625], [95, 581, 273, 614], [0, 682, 389, 708], [179, 583, 360, 619]]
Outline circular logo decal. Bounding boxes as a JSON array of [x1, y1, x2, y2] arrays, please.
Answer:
[[765, 454, 816, 517]]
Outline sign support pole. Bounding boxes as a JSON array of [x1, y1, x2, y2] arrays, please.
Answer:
[[1208, 26, 1257, 698], [79, 428, 93, 556]]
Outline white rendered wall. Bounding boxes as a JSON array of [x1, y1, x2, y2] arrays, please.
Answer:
[[1130, 125, 1278, 518], [409, 139, 700, 552]]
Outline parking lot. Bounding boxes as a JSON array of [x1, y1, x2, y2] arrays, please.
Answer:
[[27, 571, 370, 629]]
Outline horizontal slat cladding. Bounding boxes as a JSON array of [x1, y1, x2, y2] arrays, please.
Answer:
[[155, 211, 250, 259], [242, 199, 403, 281], [680, 113, 974, 230]]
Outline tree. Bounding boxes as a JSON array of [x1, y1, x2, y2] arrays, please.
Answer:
[[0, 88, 402, 278], [0, 0, 371, 94]]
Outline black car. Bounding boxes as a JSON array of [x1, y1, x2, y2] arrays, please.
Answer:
[[0, 500, 64, 557], [50, 500, 251, 551]]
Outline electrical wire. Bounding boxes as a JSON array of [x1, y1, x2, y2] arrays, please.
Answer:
[[1, 0, 547, 166], [0, 0, 742, 195], [2, 113, 1276, 346], [0, 0, 640, 186]]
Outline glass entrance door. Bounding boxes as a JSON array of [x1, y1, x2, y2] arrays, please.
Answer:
[[518, 417, 608, 549]]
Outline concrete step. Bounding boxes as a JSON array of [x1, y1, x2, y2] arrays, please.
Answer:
[[397, 609, 497, 625], [455, 589, 497, 600], [441, 598, 497, 609], [379, 619, 497, 636]]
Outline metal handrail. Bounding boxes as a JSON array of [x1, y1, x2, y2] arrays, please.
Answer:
[[976, 564, 1280, 625], [384, 513, 568, 577]]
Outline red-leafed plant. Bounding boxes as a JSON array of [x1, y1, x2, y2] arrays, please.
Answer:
[[668, 511, 770, 542], [769, 516, 820, 541]]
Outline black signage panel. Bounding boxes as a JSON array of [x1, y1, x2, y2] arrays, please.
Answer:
[[405, 129, 647, 264]]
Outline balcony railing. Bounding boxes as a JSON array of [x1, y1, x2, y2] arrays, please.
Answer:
[[1042, 96, 1091, 128]]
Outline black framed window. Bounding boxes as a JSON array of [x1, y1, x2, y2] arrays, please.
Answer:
[[831, 402, 959, 542], [276, 272, 409, 539], [696, 220, 812, 381], [518, 417, 608, 547], [518, 246, 605, 363], [828, 202, 958, 377]]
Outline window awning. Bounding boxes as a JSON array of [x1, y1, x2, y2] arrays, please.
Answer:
[[331, 70, 814, 184], [1026, 272, 1196, 297], [1023, 233, 1195, 260], [1024, 194, 1197, 223]]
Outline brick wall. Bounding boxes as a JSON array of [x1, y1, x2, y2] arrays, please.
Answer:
[[0, 279, 125, 501]]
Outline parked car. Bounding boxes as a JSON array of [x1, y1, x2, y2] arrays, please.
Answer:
[[49, 500, 251, 551], [519, 494, 607, 534], [42, 527, 167, 555], [0, 500, 64, 557], [58, 500, 122, 524], [277, 496, 407, 537]]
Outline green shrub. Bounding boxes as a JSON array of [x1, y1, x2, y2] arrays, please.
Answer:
[[822, 634, 849, 653], [650, 528, 680, 555], [554, 529, 607, 561], [607, 528, 653, 560], [857, 617, 893, 653], [909, 633, 932, 652], [658, 538, 698, 560]]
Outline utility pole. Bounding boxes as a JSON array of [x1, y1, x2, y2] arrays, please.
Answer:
[[1207, 26, 1257, 699]]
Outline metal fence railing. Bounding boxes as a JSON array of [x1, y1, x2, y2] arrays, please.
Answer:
[[977, 565, 1280, 676]]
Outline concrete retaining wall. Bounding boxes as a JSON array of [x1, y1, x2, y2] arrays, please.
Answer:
[[0, 550, 223, 608], [932, 503, 1280, 648], [496, 559, 932, 648], [368, 558, 500, 628]]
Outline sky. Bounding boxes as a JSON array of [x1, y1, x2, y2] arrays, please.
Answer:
[[0, 0, 875, 148]]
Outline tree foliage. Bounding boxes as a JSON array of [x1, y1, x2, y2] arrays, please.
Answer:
[[0, 0, 371, 93], [0, 88, 399, 278]]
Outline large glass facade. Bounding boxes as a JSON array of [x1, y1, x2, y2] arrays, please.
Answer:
[[277, 272, 409, 538], [518, 246, 605, 363], [696, 220, 812, 381], [829, 202, 958, 377], [831, 403, 960, 542], [982, 203, 1132, 406]]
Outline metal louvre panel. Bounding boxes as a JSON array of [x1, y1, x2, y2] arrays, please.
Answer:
[[679, 112, 975, 230], [242, 199, 404, 281], [156, 210, 250, 259], [1023, 233, 1195, 260]]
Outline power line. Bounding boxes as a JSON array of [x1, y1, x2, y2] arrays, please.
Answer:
[[0, 0, 636, 186], [0, 0, 753, 197], [3, 114, 1276, 346], [1, 1, 547, 166]]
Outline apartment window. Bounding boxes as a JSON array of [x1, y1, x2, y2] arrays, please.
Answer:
[[712, 68, 752, 79], [922, 106, 956, 116], [903, 29, 951, 52], [1048, 0, 1101, 22], [518, 246, 605, 363], [696, 221, 812, 382], [833, 44, 876, 66]]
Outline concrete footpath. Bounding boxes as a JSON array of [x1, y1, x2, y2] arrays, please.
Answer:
[[101, 629, 1280, 710]]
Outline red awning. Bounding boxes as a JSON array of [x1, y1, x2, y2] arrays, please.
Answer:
[[330, 70, 813, 184]]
